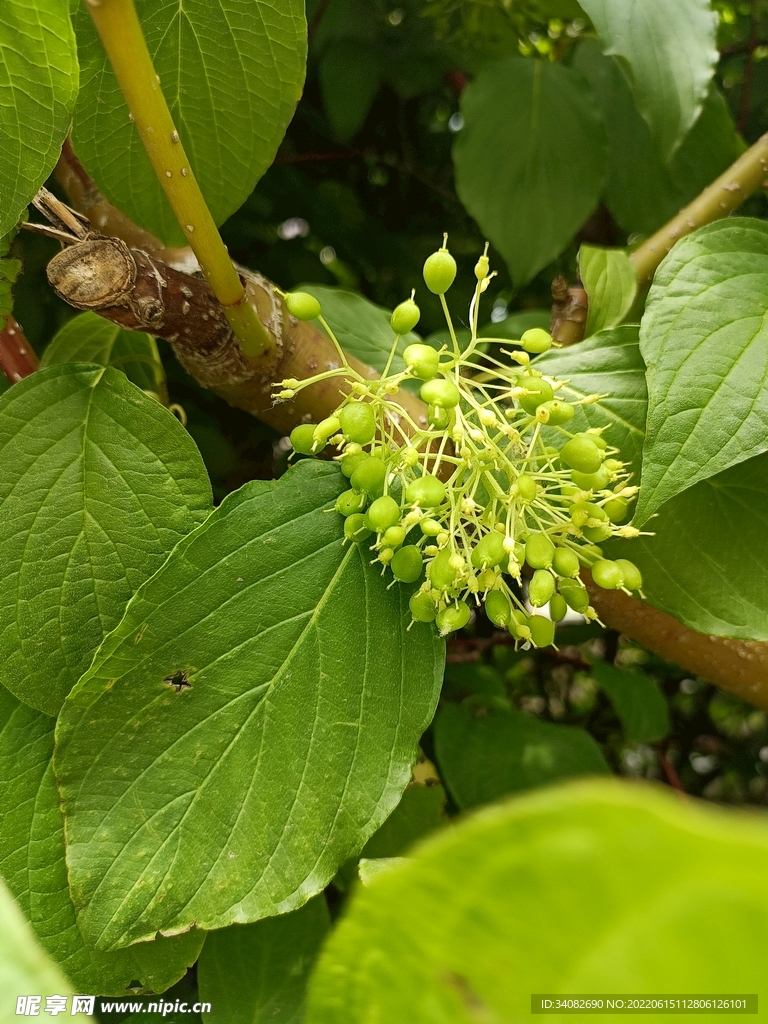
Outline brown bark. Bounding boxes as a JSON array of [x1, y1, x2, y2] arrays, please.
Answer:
[[0, 316, 38, 383], [549, 274, 588, 345]]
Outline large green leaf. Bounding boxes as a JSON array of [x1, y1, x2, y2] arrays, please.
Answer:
[[607, 453, 768, 641], [0, 691, 203, 995], [589, 660, 670, 744], [579, 245, 636, 338], [72, 0, 306, 246], [573, 41, 743, 237], [0, 0, 79, 239], [319, 40, 380, 142], [198, 897, 330, 1024], [535, 326, 647, 473], [0, 365, 212, 715], [578, 0, 718, 161], [0, 877, 91, 1021], [55, 460, 444, 949], [41, 312, 167, 402], [636, 220, 768, 525], [306, 779, 768, 1023], [434, 702, 609, 809], [453, 58, 606, 287]]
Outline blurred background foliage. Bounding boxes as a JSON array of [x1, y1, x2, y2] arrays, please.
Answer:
[[15, 0, 768, 819]]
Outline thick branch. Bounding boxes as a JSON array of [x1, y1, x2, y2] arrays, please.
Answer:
[[0, 317, 37, 383]]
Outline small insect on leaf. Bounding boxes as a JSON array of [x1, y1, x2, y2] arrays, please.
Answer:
[[163, 669, 191, 693]]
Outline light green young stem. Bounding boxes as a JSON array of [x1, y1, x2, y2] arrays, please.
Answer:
[[85, 0, 274, 361]]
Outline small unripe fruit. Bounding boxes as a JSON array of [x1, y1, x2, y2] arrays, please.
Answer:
[[428, 404, 451, 429], [474, 252, 490, 281], [592, 559, 624, 590], [391, 298, 420, 335], [521, 328, 552, 354], [525, 533, 555, 569], [471, 531, 506, 569], [313, 415, 341, 447], [572, 466, 611, 491], [423, 245, 457, 294], [410, 591, 437, 622], [336, 489, 367, 517], [285, 291, 321, 320], [604, 496, 629, 523], [517, 376, 553, 414], [559, 579, 590, 613], [485, 589, 512, 628], [582, 524, 612, 543], [420, 378, 461, 408], [552, 547, 580, 578], [403, 343, 439, 381], [344, 513, 372, 543], [436, 600, 471, 635], [391, 545, 424, 583], [539, 399, 574, 425], [528, 614, 555, 648], [549, 594, 567, 622], [529, 569, 555, 607], [365, 495, 401, 532], [428, 548, 458, 589], [615, 558, 643, 591], [339, 402, 376, 445], [406, 475, 446, 508], [516, 474, 538, 503], [340, 452, 368, 478], [383, 526, 406, 549], [420, 518, 443, 537], [560, 435, 603, 474], [351, 456, 387, 497], [290, 423, 317, 455], [570, 502, 607, 528]]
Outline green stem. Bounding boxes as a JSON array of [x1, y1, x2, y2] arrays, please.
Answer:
[[630, 130, 768, 285], [86, 0, 273, 362]]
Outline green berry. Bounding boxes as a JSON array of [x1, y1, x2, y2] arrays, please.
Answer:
[[521, 328, 552, 354], [420, 378, 461, 408], [365, 495, 401, 532], [344, 514, 372, 543], [517, 376, 553, 414], [559, 579, 590, 613], [351, 456, 387, 497], [582, 432, 607, 450], [615, 558, 643, 591], [420, 518, 443, 537], [485, 590, 512, 628], [572, 466, 611, 491], [313, 415, 341, 447], [529, 569, 555, 607], [539, 399, 574, 425], [391, 298, 421, 335], [570, 502, 607, 528], [339, 403, 376, 445], [290, 423, 317, 455], [383, 526, 406, 548], [340, 451, 368, 478], [410, 591, 437, 622], [525, 533, 555, 569], [604, 496, 629, 523], [470, 531, 506, 569], [560, 435, 603, 474], [553, 547, 580, 578], [528, 614, 555, 648], [516, 474, 538, 503], [391, 545, 424, 583], [428, 548, 458, 589], [423, 246, 457, 294], [335, 489, 367, 517], [406, 474, 446, 508], [285, 291, 321, 320], [592, 559, 624, 590], [549, 594, 567, 623], [436, 600, 471, 635], [508, 609, 531, 641], [427, 404, 451, 429], [402, 342, 439, 381], [582, 524, 612, 543]]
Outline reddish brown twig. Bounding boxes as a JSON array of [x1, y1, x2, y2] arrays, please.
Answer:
[[0, 317, 38, 384], [657, 741, 687, 795]]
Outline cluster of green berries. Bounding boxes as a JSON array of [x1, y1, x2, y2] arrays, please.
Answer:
[[276, 237, 644, 647]]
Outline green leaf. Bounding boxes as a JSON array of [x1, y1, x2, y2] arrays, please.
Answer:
[[453, 58, 606, 287], [573, 41, 743, 238], [590, 661, 670, 743], [55, 460, 443, 949], [0, 877, 91, 1019], [0, 258, 21, 325], [579, 245, 636, 338], [535, 326, 647, 473], [41, 312, 167, 402], [198, 897, 330, 1024], [0, 0, 79, 239], [320, 40, 380, 142], [578, 0, 718, 161], [0, 692, 203, 995], [72, 0, 307, 246], [360, 784, 446, 860], [0, 365, 212, 715], [299, 284, 421, 375], [636, 220, 768, 525], [606, 453, 768, 641], [358, 858, 405, 885], [306, 779, 768, 1023], [434, 702, 609, 809]]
